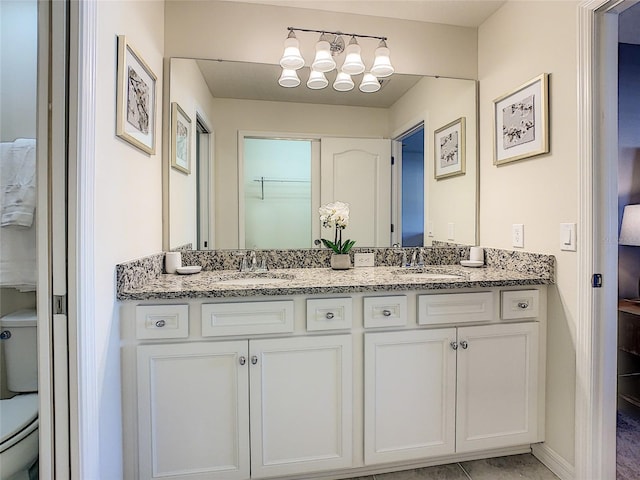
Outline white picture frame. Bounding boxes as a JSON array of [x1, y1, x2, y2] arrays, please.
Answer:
[[493, 73, 549, 165], [116, 35, 157, 155], [434, 117, 466, 180]]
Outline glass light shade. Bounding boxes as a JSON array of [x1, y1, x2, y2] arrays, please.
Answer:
[[278, 68, 300, 88], [307, 70, 329, 89], [333, 71, 354, 91], [620, 204, 640, 245], [370, 45, 394, 77], [359, 72, 381, 93], [341, 42, 365, 75], [280, 36, 304, 70], [311, 40, 336, 73]]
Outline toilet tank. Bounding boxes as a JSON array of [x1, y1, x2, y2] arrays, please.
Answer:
[[0, 309, 38, 392]]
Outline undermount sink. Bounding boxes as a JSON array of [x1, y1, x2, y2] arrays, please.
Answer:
[[213, 272, 295, 286]]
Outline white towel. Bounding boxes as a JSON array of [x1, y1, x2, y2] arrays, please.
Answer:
[[1, 138, 36, 227], [0, 222, 36, 291]]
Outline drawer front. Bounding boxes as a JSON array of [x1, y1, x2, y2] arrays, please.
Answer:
[[306, 298, 353, 331], [501, 290, 540, 319], [363, 296, 407, 328], [418, 292, 495, 325], [202, 300, 294, 337], [135, 305, 189, 340]]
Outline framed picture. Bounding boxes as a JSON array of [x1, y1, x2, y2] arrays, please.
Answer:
[[434, 117, 466, 180], [493, 73, 549, 165], [116, 35, 157, 154], [170, 102, 191, 174]]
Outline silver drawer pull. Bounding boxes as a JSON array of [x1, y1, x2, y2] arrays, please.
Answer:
[[382, 309, 392, 317], [239, 356, 246, 366], [251, 355, 258, 365], [155, 319, 166, 328], [517, 302, 529, 309], [450, 341, 458, 350], [460, 340, 469, 350], [0, 330, 11, 340], [325, 312, 335, 320]]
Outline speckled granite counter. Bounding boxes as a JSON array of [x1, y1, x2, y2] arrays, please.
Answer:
[[117, 262, 553, 301]]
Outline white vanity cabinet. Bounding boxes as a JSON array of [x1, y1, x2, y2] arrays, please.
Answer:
[[123, 285, 547, 480], [365, 294, 543, 465], [135, 334, 353, 480]]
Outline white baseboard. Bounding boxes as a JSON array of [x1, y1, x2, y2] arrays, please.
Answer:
[[532, 443, 575, 480]]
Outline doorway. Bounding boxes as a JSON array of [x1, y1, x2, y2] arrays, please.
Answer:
[[195, 117, 212, 250], [394, 123, 425, 247]]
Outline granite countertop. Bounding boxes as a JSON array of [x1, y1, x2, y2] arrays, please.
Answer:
[[118, 264, 552, 301]]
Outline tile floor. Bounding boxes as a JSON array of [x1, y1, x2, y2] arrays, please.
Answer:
[[345, 453, 559, 480]]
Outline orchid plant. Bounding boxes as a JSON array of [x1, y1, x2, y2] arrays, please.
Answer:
[[319, 201, 356, 254]]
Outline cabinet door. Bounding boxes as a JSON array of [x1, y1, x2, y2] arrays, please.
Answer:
[[249, 335, 353, 478], [137, 341, 250, 480], [364, 329, 457, 465], [456, 322, 539, 453]]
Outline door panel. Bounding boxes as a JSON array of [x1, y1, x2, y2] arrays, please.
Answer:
[[321, 138, 391, 247]]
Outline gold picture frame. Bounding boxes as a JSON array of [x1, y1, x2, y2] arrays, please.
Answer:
[[434, 117, 466, 180], [493, 73, 549, 165], [170, 102, 191, 174], [116, 35, 157, 155]]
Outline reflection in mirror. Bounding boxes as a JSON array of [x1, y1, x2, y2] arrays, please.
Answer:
[[167, 58, 478, 250]]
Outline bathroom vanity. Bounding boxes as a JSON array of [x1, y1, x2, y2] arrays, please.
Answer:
[[117, 250, 553, 480]]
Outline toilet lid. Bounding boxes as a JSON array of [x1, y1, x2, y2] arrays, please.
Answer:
[[0, 393, 38, 445]]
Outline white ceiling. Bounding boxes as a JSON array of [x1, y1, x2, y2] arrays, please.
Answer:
[[223, 0, 507, 28]]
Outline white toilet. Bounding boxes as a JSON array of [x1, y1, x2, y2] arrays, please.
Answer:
[[0, 310, 38, 480]]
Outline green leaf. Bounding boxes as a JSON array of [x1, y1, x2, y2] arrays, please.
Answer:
[[341, 239, 356, 254], [321, 238, 340, 254]]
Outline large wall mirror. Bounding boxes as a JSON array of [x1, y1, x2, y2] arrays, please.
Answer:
[[166, 57, 478, 251]]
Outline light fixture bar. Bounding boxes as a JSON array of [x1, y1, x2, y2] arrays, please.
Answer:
[[287, 26, 387, 42]]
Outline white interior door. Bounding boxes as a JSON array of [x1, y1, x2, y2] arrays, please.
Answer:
[[320, 138, 391, 247]]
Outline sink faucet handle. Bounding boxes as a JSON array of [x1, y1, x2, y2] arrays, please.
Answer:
[[401, 250, 408, 267], [239, 256, 248, 272], [250, 251, 257, 270], [417, 248, 425, 267], [411, 250, 417, 267]]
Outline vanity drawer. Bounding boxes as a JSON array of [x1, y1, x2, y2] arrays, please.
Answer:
[[201, 300, 294, 337], [418, 292, 495, 325], [306, 298, 352, 331], [501, 290, 540, 319], [135, 305, 189, 340], [363, 295, 407, 328]]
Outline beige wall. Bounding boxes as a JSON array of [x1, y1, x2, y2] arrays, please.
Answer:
[[478, 1, 579, 465], [169, 58, 217, 249], [164, 0, 478, 79], [95, 1, 164, 477], [389, 76, 478, 246]]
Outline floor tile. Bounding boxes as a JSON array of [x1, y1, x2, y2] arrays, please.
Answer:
[[374, 463, 469, 480], [460, 453, 558, 480]]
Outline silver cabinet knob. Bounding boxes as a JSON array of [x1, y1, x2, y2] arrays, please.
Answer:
[[460, 340, 469, 349], [450, 341, 458, 350], [517, 302, 529, 309], [239, 356, 246, 366], [325, 312, 335, 320], [0, 330, 11, 340], [382, 309, 392, 317], [251, 355, 258, 365], [155, 319, 166, 328]]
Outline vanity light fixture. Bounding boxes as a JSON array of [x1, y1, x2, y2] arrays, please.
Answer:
[[278, 27, 393, 92], [278, 68, 301, 88], [307, 69, 329, 89]]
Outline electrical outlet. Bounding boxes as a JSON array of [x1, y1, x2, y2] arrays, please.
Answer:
[[512, 224, 524, 248], [428, 221, 434, 238], [354, 252, 375, 267]]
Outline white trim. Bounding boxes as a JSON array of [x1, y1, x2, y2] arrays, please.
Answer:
[[575, 2, 620, 479], [72, 0, 99, 478], [531, 443, 575, 480]]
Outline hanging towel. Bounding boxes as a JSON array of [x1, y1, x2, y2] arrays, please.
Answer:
[[1, 138, 36, 227]]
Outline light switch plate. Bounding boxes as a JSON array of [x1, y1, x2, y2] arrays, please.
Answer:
[[447, 223, 455, 240], [512, 224, 524, 248], [560, 223, 577, 251], [354, 253, 375, 267]]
